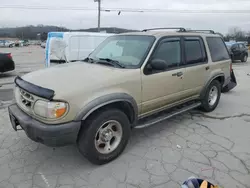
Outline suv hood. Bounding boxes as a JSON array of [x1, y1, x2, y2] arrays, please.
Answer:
[[21, 62, 138, 99]]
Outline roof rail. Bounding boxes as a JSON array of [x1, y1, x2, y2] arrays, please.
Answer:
[[186, 30, 215, 34], [142, 27, 186, 32]]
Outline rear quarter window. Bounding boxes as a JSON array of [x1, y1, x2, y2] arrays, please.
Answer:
[[206, 37, 230, 62]]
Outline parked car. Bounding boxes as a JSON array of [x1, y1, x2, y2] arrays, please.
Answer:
[[41, 41, 46, 48], [23, 40, 30, 46], [0, 52, 15, 73], [0, 40, 15, 48], [225, 42, 248, 62], [8, 28, 236, 165]]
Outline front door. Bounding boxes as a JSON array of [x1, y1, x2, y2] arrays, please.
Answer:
[[141, 37, 185, 117]]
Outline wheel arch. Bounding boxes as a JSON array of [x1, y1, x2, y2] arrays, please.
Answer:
[[74, 93, 138, 126], [200, 73, 225, 99]]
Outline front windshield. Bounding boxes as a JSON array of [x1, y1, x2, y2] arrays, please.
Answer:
[[89, 35, 155, 68]]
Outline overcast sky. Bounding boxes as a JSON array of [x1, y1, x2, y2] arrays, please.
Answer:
[[1, 0, 250, 34]]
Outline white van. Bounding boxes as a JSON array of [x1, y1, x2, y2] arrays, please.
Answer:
[[45, 31, 114, 67]]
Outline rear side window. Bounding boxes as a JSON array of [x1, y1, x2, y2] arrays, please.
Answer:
[[184, 37, 207, 65], [206, 37, 230, 62]]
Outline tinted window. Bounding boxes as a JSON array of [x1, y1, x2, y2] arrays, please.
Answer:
[[152, 39, 181, 69], [239, 44, 245, 49], [184, 38, 206, 65], [232, 44, 238, 50], [206, 37, 230, 62]]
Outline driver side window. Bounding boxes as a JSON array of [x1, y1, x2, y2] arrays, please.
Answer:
[[151, 38, 181, 70]]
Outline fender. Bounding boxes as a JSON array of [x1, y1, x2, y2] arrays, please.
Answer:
[[200, 73, 225, 99], [74, 93, 138, 124]]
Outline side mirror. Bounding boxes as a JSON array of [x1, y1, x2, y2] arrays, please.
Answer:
[[149, 59, 167, 70]]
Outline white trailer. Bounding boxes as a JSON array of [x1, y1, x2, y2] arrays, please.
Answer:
[[45, 31, 114, 67]]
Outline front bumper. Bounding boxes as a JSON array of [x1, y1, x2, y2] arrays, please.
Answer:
[[8, 104, 81, 147]]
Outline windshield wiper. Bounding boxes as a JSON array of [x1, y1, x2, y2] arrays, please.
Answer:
[[82, 57, 95, 63], [97, 58, 125, 68], [70, 57, 95, 63]]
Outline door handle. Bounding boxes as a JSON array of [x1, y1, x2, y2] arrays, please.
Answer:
[[205, 66, 210, 70], [172, 72, 183, 77], [176, 72, 183, 77]]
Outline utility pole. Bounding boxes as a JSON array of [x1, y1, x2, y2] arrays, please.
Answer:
[[94, 0, 101, 32], [98, 0, 101, 32]]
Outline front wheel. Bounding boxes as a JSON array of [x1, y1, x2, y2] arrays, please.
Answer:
[[200, 80, 221, 112], [241, 54, 248, 62], [77, 109, 131, 165]]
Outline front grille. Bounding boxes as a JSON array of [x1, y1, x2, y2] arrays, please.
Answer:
[[19, 88, 34, 108]]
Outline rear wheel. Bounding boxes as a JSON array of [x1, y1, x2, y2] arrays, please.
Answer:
[[200, 80, 221, 112], [77, 109, 131, 165]]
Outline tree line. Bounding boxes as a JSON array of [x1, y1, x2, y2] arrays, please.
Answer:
[[0, 25, 249, 44], [0, 25, 138, 41], [224, 27, 250, 42]]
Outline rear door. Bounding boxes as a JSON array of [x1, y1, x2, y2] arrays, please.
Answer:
[[78, 36, 94, 60], [181, 36, 209, 97], [206, 37, 231, 81]]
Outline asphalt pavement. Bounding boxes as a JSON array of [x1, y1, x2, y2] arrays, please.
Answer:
[[0, 46, 250, 188]]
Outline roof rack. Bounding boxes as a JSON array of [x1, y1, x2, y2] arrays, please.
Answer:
[[142, 27, 187, 32], [186, 30, 215, 34]]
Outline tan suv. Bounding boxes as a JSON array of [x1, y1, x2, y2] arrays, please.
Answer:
[[8, 28, 236, 165]]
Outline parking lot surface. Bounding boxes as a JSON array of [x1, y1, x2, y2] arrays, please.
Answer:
[[0, 46, 250, 188]]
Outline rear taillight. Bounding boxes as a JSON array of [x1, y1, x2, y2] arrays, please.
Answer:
[[6, 53, 12, 59]]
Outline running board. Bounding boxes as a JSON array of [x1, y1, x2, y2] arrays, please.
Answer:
[[135, 102, 201, 129]]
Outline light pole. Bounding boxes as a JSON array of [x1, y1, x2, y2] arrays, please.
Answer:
[[94, 0, 101, 32]]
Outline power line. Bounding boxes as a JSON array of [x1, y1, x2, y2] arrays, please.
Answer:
[[0, 5, 95, 11], [1, 5, 250, 14]]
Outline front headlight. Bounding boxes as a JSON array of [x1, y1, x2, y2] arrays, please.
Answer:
[[33, 100, 68, 119]]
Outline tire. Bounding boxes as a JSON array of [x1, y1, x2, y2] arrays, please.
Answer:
[[200, 80, 221, 112], [241, 54, 248, 62], [77, 108, 131, 165]]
